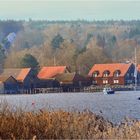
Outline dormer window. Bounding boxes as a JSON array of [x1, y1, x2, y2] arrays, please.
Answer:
[[103, 70, 110, 77], [93, 71, 99, 77], [114, 70, 121, 77]]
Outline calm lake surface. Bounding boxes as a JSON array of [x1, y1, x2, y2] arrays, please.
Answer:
[[1, 91, 140, 123]]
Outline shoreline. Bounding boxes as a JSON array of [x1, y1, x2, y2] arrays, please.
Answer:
[[0, 91, 140, 123]]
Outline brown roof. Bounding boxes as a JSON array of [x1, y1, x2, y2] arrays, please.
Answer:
[[56, 73, 76, 84], [0, 76, 10, 82], [56, 73, 86, 84], [38, 66, 69, 80], [0, 68, 31, 82], [0, 76, 17, 83], [88, 63, 132, 77]]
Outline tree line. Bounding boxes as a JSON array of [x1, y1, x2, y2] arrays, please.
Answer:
[[0, 20, 140, 74]]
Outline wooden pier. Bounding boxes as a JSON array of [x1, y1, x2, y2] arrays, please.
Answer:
[[19, 85, 135, 94]]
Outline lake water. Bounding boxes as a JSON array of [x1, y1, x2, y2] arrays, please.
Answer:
[[1, 91, 140, 123]]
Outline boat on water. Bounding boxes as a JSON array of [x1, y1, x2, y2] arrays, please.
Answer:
[[103, 87, 115, 95]]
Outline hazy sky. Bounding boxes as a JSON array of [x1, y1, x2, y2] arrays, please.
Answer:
[[0, 0, 140, 20]]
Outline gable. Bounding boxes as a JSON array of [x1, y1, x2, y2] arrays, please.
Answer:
[[5, 76, 18, 84], [0, 76, 17, 84], [124, 64, 135, 76]]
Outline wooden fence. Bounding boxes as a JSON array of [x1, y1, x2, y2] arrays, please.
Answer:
[[28, 85, 135, 94], [1, 85, 136, 94]]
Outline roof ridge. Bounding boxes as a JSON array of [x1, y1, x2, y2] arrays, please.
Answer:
[[42, 66, 67, 68], [94, 63, 132, 65], [4, 68, 31, 70]]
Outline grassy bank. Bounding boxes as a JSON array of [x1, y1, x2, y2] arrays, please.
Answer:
[[0, 105, 140, 139]]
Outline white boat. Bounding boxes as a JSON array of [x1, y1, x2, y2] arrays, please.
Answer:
[[103, 87, 115, 95]]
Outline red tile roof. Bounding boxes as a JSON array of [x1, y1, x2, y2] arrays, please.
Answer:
[[17, 68, 31, 82], [38, 66, 68, 79], [88, 63, 132, 77]]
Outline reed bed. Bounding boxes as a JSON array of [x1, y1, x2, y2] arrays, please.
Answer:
[[0, 103, 140, 139]]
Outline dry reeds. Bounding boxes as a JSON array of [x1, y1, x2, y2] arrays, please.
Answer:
[[0, 104, 140, 139]]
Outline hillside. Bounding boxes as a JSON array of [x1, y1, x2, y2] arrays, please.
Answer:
[[0, 20, 140, 74]]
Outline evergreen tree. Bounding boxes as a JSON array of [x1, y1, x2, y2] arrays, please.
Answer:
[[20, 54, 39, 68], [51, 34, 64, 49]]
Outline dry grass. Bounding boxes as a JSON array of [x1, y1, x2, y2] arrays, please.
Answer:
[[0, 104, 140, 139]]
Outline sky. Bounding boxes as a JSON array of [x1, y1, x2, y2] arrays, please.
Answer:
[[0, 0, 140, 20]]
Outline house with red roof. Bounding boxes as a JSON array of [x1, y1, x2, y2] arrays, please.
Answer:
[[37, 66, 70, 88], [88, 63, 135, 85], [0, 68, 37, 92]]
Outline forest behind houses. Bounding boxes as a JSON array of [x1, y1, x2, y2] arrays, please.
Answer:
[[1, 20, 140, 75]]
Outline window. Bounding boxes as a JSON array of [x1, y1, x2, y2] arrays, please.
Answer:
[[127, 73, 129, 77], [93, 71, 99, 77], [93, 73, 98, 77], [103, 80, 108, 84], [92, 81, 97, 84], [103, 73, 108, 77], [115, 73, 119, 77], [114, 80, 119, 84], [103, 70, 110, 77], [114, 70, 121, 77]]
